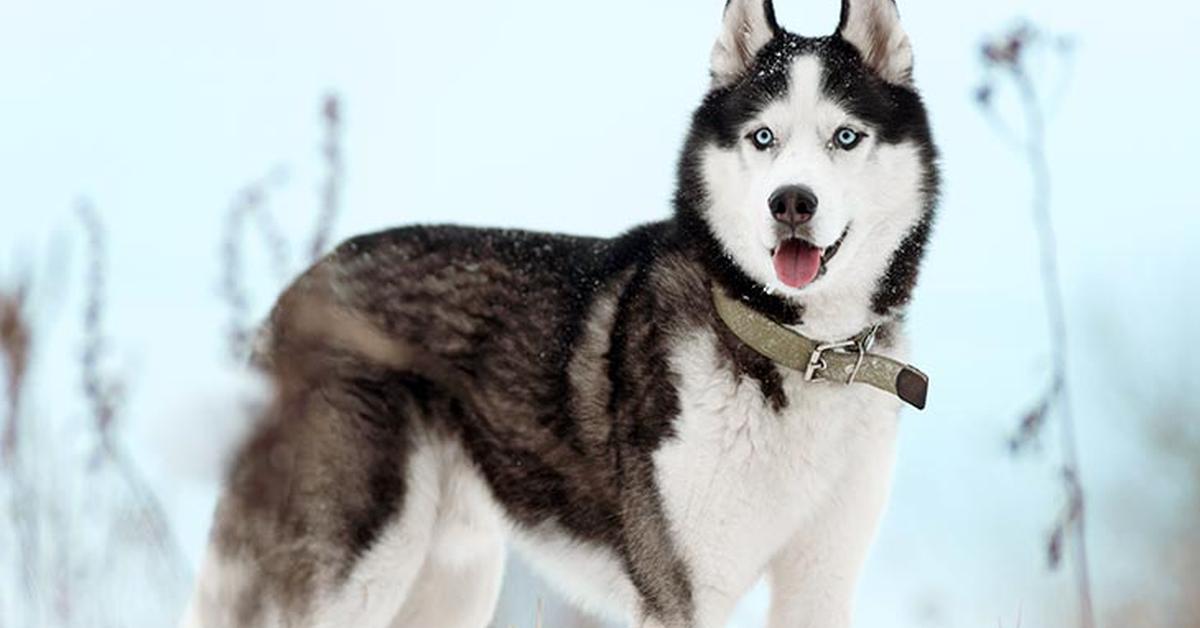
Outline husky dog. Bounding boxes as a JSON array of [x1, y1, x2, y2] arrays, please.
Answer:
[[184, 0, 938, 626]]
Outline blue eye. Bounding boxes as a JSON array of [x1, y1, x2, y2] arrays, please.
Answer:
[[834, 127, 865, 150], [749, 127, 775, 150]]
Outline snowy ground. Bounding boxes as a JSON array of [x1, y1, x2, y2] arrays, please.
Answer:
[[2, 0, 1198, 626]]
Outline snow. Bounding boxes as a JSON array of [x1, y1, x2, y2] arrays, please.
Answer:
[[2, 0, 1199, 626]]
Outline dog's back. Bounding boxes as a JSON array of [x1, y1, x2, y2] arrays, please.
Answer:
[[185, 0, 940, 625], [185, 224, 707, 626]]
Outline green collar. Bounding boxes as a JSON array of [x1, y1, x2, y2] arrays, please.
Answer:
[[712, 285, 929, 410]]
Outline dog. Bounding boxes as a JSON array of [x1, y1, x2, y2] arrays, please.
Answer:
[[183, 0, 939, 626]]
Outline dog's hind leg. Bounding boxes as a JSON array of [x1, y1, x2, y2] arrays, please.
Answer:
[[388, 446, 507, 628], [183, 361, 454, 628], [308, 441, 447, 628]]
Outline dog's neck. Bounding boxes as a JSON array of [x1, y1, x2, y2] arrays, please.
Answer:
[[675, 212, 905, 343], [787, 282, 900, 345], [691, 246, 901, 345]]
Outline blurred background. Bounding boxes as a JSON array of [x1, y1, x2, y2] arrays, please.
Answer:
[[2, 0, 1197, 626]]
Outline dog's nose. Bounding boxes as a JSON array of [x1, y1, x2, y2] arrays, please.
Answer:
[[769, 185, 819, 226]]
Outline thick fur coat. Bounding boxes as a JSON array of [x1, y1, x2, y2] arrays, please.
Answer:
[[184, 1, 939, 626]]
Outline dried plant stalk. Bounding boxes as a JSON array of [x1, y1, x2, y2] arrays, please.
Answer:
[[221, 184, 267, 359], [76, 202, 189, 579], [77, 202, 122, 440], [309, 94, 344, 262], [0, 280, 30, 462], [976, 22, 1095, 628]]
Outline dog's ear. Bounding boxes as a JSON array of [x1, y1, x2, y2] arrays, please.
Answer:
[[836, 0, 913, 85], [710, 0, 780, 88]]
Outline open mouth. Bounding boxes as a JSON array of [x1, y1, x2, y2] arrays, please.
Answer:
[[770, 227, 849, 290]]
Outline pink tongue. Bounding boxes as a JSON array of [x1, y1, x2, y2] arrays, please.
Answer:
[[773, 239, 822, 289]]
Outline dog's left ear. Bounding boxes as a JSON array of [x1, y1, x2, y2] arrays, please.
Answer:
[[711, 0, 780, 88], [836, 0, 913, 85]]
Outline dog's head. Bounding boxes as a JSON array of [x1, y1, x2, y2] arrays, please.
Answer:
[[677, 0, 939, 330]]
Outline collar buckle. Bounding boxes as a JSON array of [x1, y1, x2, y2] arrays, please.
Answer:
[[804, 339, 857, 382], [803, 324, 882, 385]]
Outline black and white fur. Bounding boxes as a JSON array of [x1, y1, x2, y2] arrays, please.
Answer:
[[184, 1, 939, 626]]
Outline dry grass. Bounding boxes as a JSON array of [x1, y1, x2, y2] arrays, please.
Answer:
[[0, 278, 30, 462], [3, 204, 193, 626], [221, 94, 344, 359], [1112, 400, 1200, 627], [2, 94, 349, 624], [220, 174, 285, 359], [1075, 286, 1200, 626], [77, 201, 189, 575]]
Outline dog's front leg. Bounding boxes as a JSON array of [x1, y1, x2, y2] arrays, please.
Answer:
[[766, 422, 899, 628], [635, 592, 736, 628], [636, 617, 670, 628], [635, 610, 725, 628], [766, 535, 858, 628]]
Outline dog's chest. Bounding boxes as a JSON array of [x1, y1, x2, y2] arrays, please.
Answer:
[[652, 330, 900, 594]]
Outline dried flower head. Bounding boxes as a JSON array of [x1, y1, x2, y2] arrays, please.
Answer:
[[982, 22, 1036, 69], [309, 93, 344, 262]]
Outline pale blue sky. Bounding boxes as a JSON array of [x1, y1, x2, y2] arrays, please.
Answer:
[[2, 1, 1198, 626]]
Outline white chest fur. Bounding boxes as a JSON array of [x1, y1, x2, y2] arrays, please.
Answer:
[[652, 329, 902, 622]]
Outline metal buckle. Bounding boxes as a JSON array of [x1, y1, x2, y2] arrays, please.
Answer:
[[803, 324, 881, 385], [804, 339, 857, 382]]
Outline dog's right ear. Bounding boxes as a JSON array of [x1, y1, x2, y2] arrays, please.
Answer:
[[710, 0, 780, 88], [836, 0, 913, 85]]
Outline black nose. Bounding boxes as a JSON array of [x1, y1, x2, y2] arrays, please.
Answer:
[[769, 185, 819, 226]]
